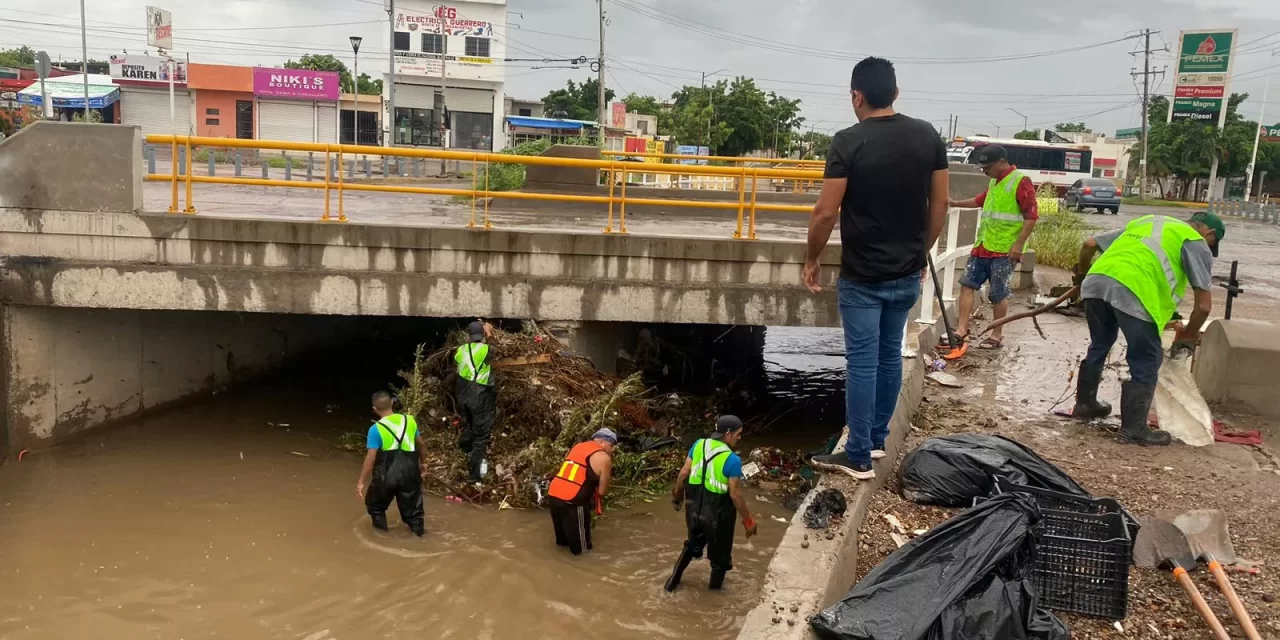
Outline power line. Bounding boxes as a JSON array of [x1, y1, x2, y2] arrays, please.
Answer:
[[609, 0, 1137, 64]]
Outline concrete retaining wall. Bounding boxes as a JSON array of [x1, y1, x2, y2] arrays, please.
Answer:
[[0, 121, 143, 213], [0, 209, 842, 327], [737, 316, 942, 639], [0, 305, 355, 452], [1194, 318, 1280, 417]]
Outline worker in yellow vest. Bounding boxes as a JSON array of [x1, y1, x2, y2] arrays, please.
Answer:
[[356, 390, 427, 536], [1072, 212, 1224, 445], [948, 145, 1039, 350], [456, 320, 496, 484]]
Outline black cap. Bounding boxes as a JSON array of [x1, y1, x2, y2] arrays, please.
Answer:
[[713, 415, 743, 435], [974, 145, 1008, 166], [467, 320, 486, 342]]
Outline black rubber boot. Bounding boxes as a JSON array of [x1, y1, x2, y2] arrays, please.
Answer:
[[370, 513, 389, 531], [1072, 361, 1112, 419], [664, 547, 696, 593], [1119, 381, 1171, 446], [708, 568, 727, 590]]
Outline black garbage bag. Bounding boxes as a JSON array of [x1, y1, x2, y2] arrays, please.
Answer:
[[932, 575, 1069, 640], [898, 434, 1088, 507], [810, 493, 1067, 640], [803, 488, 847, 529]]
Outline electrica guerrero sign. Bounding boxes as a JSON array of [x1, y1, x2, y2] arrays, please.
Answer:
[[1170, 29, 1237, 124], [252, 68, 338, 101]]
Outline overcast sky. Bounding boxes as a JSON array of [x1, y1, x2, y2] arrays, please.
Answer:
[[5, 0, 1280, 138]]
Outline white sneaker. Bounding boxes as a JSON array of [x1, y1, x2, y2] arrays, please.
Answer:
[[871, 449, 887, 460]]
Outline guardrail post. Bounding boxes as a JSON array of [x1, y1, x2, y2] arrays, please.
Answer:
[[364, 156, 371, 179], [337, 149, 347, 222], [284, 153, 292, 181], [183, 137, 195, 214], [919, 242, 937, 324], [733, 168, 747, 239], [207, 151, 215, 177], [619, 175, 629, 235], [261, 159, 268, 180], [307, 152, 314, 182], [347, 158, 355, 181], [747, 169, 759, 240], [146, 145, 156, 175], [604, 161, 616, 234], [231, 149, 239, 177], [942, 208, 961, 304], [177, 144, 186, 177], [167, 138, 178, 213]]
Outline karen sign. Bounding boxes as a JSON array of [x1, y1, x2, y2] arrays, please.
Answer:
[[109, 54, 186, 84], [253, 68, 339, 101]]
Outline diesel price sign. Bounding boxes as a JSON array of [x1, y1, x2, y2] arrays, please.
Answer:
[[1171, 98, 1225, 122]]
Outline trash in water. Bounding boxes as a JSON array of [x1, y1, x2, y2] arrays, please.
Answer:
[[926, 371, 963, 388], [898, 433, 1088, 507], [771, 515, 789, 523], [810, 493, 1067, 640], [742, 461, 763, 479], [289, 451, 310, 458], [803, 488, 847, 529]]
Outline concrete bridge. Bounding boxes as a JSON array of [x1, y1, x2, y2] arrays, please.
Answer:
[[0, 122, 855, 452]]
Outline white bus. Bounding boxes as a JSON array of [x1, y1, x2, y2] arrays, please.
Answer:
[[947, 136, 1093, 196]]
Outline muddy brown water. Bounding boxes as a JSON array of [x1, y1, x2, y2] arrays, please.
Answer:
[[0, 329, 843, 639]]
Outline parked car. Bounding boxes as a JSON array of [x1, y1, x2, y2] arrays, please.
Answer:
[[1065, 178, 1121, 214]]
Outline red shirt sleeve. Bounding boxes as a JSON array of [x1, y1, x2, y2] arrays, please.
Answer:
[[973, 189, 988, 208], [1015, 177, 1039, 220]]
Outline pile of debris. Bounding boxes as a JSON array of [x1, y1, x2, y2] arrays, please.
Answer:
[[354, 324, 713, 508]]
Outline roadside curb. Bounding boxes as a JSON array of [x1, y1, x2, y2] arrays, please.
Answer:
[[737, 312, 946, 639]]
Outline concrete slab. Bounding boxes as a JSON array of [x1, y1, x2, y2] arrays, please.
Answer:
[[1195, 318, 1280, 417]]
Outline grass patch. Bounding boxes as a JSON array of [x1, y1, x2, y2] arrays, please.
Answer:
[[1027, 208, 1093, 270], [265, 155, 308, 170]]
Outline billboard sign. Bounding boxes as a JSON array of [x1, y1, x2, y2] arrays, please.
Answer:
[[146, 6, 173, 50], [1262, 124, 1280, 143], [1114, 127, 1141, 140], [1170, 29, 1236, 124], [252, 68, 339, 101], [610, 101, 625, 128], [109, 54, 186, 84], [395, 7, 492, 36]]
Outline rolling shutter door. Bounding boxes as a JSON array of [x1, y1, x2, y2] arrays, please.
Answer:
[[121, 87, 192, 137], [444, 88, 492, 114], [316, 103, 338, 144], [396, 82, 436, 108], [258, 100, 315, 143]]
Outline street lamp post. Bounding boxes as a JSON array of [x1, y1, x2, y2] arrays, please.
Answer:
[[350, 36, 363, 146], [989, 121, 1002, 138], [1008, 108, 1027, 134], [1245, 49, 1279, 202]]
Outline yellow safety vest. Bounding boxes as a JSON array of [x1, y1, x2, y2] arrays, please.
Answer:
[[688, 438, 732, 495], [374, 414, 417, 452], [454, 343, 492, 385], [976, 169, 1027, 253], [1089, 215, 1206, 328]]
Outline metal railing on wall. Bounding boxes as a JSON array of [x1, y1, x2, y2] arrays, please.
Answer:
[[144, 135, 823, 240], [900, 206, 976, 356]]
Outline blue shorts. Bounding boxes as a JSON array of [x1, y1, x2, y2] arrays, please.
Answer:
[[961, 256, 1014, 303]]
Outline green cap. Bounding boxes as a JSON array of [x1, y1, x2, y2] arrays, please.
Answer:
[[1190, 212, 1225, 257]]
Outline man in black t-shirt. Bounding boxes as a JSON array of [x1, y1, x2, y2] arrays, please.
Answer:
[[803, 56, 950, 481]]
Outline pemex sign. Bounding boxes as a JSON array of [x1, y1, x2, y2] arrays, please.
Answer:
[[1263, 124, 1280, 143], [1170, 29, 1237, 124]]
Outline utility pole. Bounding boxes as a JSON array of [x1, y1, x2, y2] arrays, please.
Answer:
[[79, 0, 89, 120], [1130, 28, 1162, 200], [440, 33, 448, 175], [701, 68, 727, 152], [989, 122, 1001, 138], [1008, 108, 1027, 134], [386, 0, 396, 147], [596, 0, 607, 127]]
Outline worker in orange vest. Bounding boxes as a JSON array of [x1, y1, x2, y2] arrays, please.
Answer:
[[546, 428, 616, 555]]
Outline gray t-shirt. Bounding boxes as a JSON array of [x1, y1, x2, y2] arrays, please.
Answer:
[[1081, 227, 1214, 324]]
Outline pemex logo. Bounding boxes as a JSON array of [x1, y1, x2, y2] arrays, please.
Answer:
[[1196, 36, 1217, 55]]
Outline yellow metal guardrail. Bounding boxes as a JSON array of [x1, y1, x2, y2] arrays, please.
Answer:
[[600, 150, 825, 167], [146, 135, 823, 239]]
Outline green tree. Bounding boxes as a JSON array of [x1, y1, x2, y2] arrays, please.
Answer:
[[1130, 93, 1257, 199], [765, 93, 804, 156], [1054, 122, 1092, 133], [542, 77, 614, 122], [1013, 129, 1039, 140], [0, 46, 36, 68], [797, 130, 834, 159], [621, 92, 663, 117], [665, 81, 729, 149], [283, 53, 376, 95]]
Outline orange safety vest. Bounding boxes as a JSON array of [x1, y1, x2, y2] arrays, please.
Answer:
[[547, 441, 604, 503]]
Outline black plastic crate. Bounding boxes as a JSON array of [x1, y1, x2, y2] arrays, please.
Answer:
[[1032, 508, 1133, 619], [992, 475, 1140, 542]]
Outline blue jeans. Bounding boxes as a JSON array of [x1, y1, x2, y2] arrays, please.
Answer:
[[838, 274, 921, 465], [1083, 298, 1163, 385]]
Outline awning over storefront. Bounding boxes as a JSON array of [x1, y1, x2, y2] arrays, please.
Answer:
[[505, 115, 595, 130], [17, 74, 120, 109]]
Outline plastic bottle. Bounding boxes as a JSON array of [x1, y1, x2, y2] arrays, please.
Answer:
[[480, 459, 489, 477]]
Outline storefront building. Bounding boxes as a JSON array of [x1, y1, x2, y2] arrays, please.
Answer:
[[340, 92, 381, 146], [16, 73, 120, 123], [385, 0, 506, 151], [253, 68, 339, 143], [188, 63, 255, 139], [110, 54, 192, 137]]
